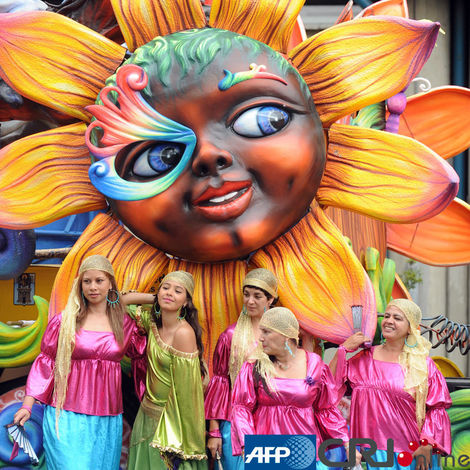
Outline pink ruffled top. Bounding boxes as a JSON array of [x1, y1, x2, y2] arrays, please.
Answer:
[[204, 323, 236, 421], [25, 313, 146, 416], [335, 346, 452, 454], [231, 351, 349, 456]]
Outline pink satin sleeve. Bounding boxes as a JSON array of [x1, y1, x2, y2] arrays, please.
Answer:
[[204, 325, 234, 420], [124, 314, 147, 401], [25, 314, 61, 403], [314, 363, 349, 442], [420, 358, 452, 455], [230, 361, 257, 456]]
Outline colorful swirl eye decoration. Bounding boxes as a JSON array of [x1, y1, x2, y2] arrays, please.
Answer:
[[85, 64, 196, 201], [218, 63, 288, 91]]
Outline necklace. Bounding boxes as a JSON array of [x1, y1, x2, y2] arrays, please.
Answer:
[[276, 360, 290, 370]]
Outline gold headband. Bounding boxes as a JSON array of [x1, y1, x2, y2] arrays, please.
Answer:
[[79, 255, 114, 277], [160, 271, 195, 297], [259, 307, 299, 340], [387, 298, 422, 330], [242, 268, 278, 298]]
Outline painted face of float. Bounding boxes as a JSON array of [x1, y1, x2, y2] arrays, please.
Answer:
[[86, 29, 326, 262]]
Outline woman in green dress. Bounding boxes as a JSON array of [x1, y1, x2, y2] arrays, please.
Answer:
[[127, 271, 208, 470]]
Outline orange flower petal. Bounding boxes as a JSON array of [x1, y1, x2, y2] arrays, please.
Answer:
[[397, 87, 470, 160], [167, 259, 247, 371], [209, 0, 305, 53], [252, 204, 376, 344], [0, 123, 106, 229], [0, 98, 75, 125], [0, 11, 125, 122], [287, 15, 307, 51], [317, 123, 459, 223], [324, 206, 387, 262], [356, 0, 409, 19], [49, 213, 169, 315], [392, 273, 412, 300], [335, 0, 354, 24], [289, 17, 439, 126], [386, 198, 470, 266], [110, 0, 206, 52]]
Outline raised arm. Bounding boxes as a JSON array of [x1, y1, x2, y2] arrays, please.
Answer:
[[120, 291, 155, 306]]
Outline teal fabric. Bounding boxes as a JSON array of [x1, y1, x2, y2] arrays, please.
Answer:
[[43, 405, 122, 470], [367, 449, 441, 470], [219, 420, 243, 470]]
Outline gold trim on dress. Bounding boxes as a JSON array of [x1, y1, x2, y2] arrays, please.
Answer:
[[149, 442, 208, 461], [151, 323, 198, 359]]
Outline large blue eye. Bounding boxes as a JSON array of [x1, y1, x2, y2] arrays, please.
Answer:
[[233, 106, 290, 137], [133, 143, 185, 177]]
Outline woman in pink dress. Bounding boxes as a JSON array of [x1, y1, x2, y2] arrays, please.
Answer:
[[230, 307, 353, 469], [205, 268, 278, 469], [13, 254, 148, 470], [331, 298, 452, 470]]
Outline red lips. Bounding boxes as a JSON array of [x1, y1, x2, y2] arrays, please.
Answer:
[[192, 180, 253, 221]]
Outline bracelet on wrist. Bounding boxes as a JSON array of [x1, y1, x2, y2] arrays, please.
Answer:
[[340, 344, 354, 353], [208, 429, 222, 438], [20, 405, 32, 414]]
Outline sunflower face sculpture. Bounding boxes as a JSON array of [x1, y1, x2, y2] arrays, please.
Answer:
[[87, 29, 325, 261], [0, 0, 465, 358]]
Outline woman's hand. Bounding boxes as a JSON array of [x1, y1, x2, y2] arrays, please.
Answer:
[[13, 396, 35, 426], [342, 332, 370, 352], [299, 328, 315, 352], [345, 442, 362, 467], [412, 444, 432, 470], [354, 449, 362, 467], [207, 437, 222, 459], [13, 407, 31, 426]]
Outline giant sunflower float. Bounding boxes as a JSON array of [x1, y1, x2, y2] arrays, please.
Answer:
[[0, 0, 467, 366]]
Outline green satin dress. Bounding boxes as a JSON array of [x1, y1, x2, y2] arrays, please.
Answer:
[[127, 307, 208, 470]]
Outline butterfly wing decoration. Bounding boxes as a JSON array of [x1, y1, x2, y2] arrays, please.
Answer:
[[6, 424, 39, 465]]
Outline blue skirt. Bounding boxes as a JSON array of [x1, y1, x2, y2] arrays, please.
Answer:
[[43, 405, 122, 470], [219, 420, 244, 470]]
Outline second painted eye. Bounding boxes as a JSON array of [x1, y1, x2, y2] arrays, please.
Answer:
[[233, 106, 290, 137], [132, 143, 185, 177]]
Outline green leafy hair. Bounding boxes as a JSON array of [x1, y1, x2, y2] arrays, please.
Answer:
[[105, 27, 312, 103]]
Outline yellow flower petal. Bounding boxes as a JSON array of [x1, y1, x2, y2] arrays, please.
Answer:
[[209, 0, 305, 53], [110, 0, 206, 52], [50, 213, 169, 314], [167, 259, 247, 372], [289, 17, 439, 126], [397, 86, 470, 160], [252, 203, 376, 344], [0, 11, 125, 122], [0, 123, 106, 229], [317, 123, 459, 222], [387, 198, 470, 266]]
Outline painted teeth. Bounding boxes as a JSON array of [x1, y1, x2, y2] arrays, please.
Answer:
[[209, 191, 238, 203]]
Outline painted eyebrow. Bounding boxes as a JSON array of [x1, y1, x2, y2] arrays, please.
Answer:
[[218, 63, 288, 91]]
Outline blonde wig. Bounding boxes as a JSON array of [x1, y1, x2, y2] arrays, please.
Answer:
[[228, 269, 278, 386], [255, 307, 300, 392], [388, 298, 432, 430]]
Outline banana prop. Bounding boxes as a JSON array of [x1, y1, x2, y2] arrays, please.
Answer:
[[364, 247, 395, 314], [364, 247, 396, 345], [0, 295, 48, 368]]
